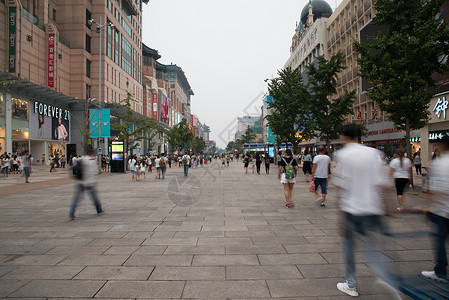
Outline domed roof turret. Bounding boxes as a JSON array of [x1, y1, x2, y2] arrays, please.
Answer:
[[300, 0, 333, 25]]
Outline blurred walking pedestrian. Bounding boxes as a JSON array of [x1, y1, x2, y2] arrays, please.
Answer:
[[69, 153, 104, 220], [243, 154, 249, 174], [128, 155, 137, 181], [278, 149, 298, 208], [413, 151, 422, 175], [182, 152, 190, 176], [22, 151, 31, 183], [264, 154, 270, 174], [389, 148, 412, 211], [334, 124, 391, 297], [160, 153, 168, 179], [422, 135, 449, 283]]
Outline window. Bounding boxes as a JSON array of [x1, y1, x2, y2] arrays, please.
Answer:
[[170, 84, 175, 88], [138, 54, 141, 83], [170, 72, 176, 82], [121, 17, 132, 37], [121, 35, 132, 75], [114, 8, 120, 20], [52, 8, 56, 21], [86, 59, 91, 78], [85, 34, 91, 53], [107, 0, 113, 11], [107, 19, 113, 59], [86, 84, 91, 99], [86, 9, 92, 29], [144, 56, 152, 66], [133, 48, 137, 79], [164, 72, 169, 82], [114, 31, 120, 65]]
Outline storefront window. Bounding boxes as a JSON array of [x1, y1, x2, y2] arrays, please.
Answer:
[[12, 141, 29, 155], [11, 98, 29, 139], [12, 98, 28, 120]]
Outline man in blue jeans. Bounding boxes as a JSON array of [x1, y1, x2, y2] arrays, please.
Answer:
[[311, 146, 331, 207], [334, 124, 391, 297], [422, 135, 449, 283], [182, 152, 190, 176]]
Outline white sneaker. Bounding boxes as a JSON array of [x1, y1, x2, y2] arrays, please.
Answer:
[[421, 270, 448, 283], [315, 197, 323, 206], [337, 282, 359, 297]]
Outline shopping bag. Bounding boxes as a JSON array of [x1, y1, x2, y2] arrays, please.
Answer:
[[308, 181, 315, 193]]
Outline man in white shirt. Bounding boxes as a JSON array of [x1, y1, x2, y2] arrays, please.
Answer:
[[422, 135, 449, 283], [333, 124, 390, 297], [311, 146, 331, 207], [182, 152, 191, 176]]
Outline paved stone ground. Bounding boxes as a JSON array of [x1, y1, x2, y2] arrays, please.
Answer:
[[0, 159, 437, 299]]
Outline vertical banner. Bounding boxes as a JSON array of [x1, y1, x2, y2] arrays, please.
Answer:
[[152, 93, 157, 119], [100, 109, 111, 138], [9, 7, 16, 73], [89, 109, 110, 138], [48, 34, 56, 88], [89, 109, 99, 138]]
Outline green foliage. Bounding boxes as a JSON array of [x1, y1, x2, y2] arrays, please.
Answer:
[[306, 52, 356, 143], [353, 0, 449, 157], [266, 54, 355, 148], [240, 126, 256, 144], [111, 91, 161, 153], [190, 136, 206, 153], [166, 118, 193, 153], [266, 67, 310, 149]]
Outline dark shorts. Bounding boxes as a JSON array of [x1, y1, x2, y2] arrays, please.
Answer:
[[23, 167, 30, 177], [395, 178, 409, 195], [314, 177, 327, 194], [244, 163, 249, 168]]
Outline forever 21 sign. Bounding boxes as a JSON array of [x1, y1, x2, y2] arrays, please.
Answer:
[[34, 102, 69, 120]]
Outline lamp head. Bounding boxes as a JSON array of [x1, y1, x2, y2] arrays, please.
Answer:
[[109, 23, 116, 30], [88, 19, 95, 26]]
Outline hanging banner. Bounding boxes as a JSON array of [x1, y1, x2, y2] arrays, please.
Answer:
[[48, 34, 56, 88], [89, 109, 111, 138], [9, 7, 16, 73]]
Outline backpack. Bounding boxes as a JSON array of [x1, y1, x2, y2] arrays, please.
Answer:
[[72, 161, 83, 180], [283, 158, 295, 180], [159, 158, 166, 168], [182, 156, 188, 165]]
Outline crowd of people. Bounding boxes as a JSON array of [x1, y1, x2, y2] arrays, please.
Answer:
[[1, 152, 33, 182]]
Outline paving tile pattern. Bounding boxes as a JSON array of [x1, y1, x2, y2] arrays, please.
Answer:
[[0, 160, 434, 298]]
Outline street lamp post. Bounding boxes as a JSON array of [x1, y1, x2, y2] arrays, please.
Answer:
[[89, 17, 115, 174]]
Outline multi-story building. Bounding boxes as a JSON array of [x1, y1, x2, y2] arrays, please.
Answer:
[[0, 0, 146, 159], [326, 0, 421, 156], [284, 0, 332, 71], [141, 43, 195, 153]]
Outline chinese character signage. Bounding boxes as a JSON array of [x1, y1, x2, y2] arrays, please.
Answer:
[[9, 7, 16, 73], [89, 109, 111, 138], [433, 96, 448, 120], [153, 93, 157, 119], [48, 34, 56, 88]]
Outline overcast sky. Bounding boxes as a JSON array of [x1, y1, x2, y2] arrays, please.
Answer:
[[142, 0, 341, 148]]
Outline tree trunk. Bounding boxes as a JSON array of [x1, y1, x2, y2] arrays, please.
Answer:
[[405, 118, 414, 189]]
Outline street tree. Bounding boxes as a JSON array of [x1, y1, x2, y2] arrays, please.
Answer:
[[111, 92, 161, 154], [266, 67, 313, 151], [306, 52, 356, 147], [167, 118, 193, 153], [240, 126, 256, 144], [353, 0, 449, 159], [191, 136, 206, 154]]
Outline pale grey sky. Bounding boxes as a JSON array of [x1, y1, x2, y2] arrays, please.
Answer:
[[142, 0, 341, 148]]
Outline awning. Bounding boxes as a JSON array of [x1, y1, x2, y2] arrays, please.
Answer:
[[0, 72, 78, 109]]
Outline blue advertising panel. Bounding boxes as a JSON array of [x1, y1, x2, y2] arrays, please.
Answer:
[[89, 109, 111, 138]]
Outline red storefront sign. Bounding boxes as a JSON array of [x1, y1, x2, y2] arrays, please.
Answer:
[[152, 93, 157, 119], [48, 34, 55, 88]]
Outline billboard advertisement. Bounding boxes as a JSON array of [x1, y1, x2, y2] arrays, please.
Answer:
[[31, 101, 69, 141], [160, 95, 169, 125]]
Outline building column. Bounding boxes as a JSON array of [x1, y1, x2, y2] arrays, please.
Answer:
[[5, 93, 12, 154]]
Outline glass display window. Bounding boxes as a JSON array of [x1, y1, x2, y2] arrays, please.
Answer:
[[12, 98, 29, 120]]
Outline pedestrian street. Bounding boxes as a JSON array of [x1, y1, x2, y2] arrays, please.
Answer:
[[0, 160, 436, 299]]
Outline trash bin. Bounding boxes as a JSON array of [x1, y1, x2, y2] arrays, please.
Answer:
[[422, 173, 428, 193]]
